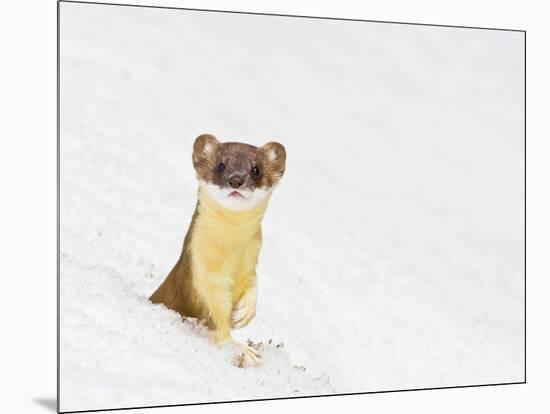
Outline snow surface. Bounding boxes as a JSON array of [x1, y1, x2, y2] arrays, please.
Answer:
[[59, 2, 525, 412]]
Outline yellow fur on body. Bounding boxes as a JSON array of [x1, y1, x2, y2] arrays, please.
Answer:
[[191, 186, 269, 343]]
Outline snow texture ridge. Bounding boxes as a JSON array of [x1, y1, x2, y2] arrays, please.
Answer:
[[61, 254, 332, 411]]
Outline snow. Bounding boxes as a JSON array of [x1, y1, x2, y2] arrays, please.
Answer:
[[59, 2, 524, 412]]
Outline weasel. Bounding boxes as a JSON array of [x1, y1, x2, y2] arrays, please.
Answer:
[[150, 133, 286, 367]]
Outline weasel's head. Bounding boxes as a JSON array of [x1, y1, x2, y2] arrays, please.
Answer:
[[192, 134, 286, 211]]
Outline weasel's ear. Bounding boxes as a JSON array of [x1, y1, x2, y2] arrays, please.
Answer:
[[259, 141, 286, 184], [193, 134, 219, 174]]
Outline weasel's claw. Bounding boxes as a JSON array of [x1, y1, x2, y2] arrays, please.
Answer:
[[231, 297, 256, 329], [235, 344, 261, 368]]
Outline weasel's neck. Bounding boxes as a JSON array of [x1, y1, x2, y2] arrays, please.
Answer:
[[196, 186, 269, 229]]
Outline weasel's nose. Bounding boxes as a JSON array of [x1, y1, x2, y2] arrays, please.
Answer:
[[228, 174, 244, 189]]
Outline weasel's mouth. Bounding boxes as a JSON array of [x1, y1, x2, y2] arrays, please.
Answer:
[[229, 191, 244, 199]]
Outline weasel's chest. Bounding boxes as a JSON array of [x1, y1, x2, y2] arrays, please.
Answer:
[[190, 213, 262, 277]]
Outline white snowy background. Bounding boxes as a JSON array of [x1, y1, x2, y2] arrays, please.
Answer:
[[59, 2, 525, 412]]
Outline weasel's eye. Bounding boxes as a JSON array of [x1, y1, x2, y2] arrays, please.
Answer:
[[251, 166, 260, 177], [216, 163, 225, 173]]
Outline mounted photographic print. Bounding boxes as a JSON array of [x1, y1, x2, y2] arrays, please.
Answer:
[[58, 1, 525, 412]]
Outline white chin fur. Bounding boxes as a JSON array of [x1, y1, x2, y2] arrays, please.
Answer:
[[200, 181, 271, 211]]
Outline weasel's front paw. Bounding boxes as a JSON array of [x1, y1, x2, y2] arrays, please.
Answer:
[[231, 290, 256, 329], [234, 343, 261, 368]]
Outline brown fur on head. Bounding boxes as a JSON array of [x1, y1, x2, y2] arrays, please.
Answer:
[[192, 134, 286, 211]]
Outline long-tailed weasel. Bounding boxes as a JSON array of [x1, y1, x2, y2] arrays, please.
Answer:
[[150, 134, 286, 367]]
